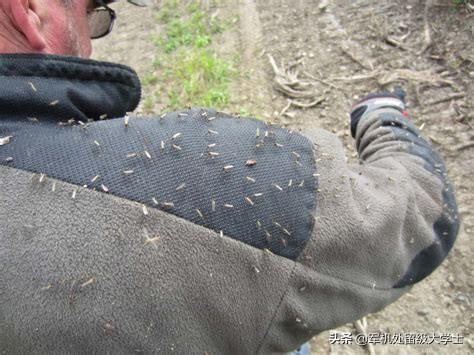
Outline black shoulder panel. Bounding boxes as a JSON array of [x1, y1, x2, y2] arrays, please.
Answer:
[[0, 109, 317, 260]]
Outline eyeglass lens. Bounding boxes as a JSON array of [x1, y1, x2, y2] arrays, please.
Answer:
[[88, 9, 113, 39]]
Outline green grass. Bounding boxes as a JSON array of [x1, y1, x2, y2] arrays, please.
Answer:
[[164, 48, 233, 108], [149, 0, 235, 110], [142, 73, 158, 87], [156, 0, 179, 23], [451, 0, 473, 10], [238, 108, 253, 117], [142, 96, 154, 113], [154, 1, 224, 53]]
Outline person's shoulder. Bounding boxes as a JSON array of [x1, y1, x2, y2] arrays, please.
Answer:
[[135, 107, 259, 123], [134, 107, 310, 141]]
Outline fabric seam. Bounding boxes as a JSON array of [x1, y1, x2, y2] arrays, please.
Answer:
[[0, 165, 299, 259], [298, 261, 397, 292], [254, 260, 402, 354], [255, 261, 298, 354], [0, 74, 137, 89], [0, 53, 137, 74]]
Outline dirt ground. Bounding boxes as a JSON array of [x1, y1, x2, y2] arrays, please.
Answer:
[[93, 0, 473, 353]]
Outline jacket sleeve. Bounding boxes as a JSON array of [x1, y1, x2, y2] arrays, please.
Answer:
[[260, 107, 459, 352]]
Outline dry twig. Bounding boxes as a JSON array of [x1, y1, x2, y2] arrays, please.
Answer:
[[353, 317, 376, 355], [302, 70, 342, 91], [279, 98, 326, 118], [340, 45, 373, 70], [424, 92, 465, 106], [419, 0, 433, 55], [268, 54, 318, 99], [290, 97, 326, 108], [331, 72, 380, 82], [279, 100, 292, 117], [454, 142, 474, 152], [384, 36, 412, 52], [378, 69, 457, 88], [268, 54, 330, 117], [331, 68, 460, 94]]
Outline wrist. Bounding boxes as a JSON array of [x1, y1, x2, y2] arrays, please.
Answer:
[[350, 95, 407, 137]]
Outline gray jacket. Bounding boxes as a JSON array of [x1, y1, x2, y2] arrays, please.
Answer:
[[0, 54, 459, 354]]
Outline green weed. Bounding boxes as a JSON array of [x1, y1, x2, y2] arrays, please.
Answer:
[[150, 0, 235, 110], [239, 108, 253, 117], [165, 49, 234, 109], [142, 73, 158, 86], [142, 96, 154, 113], [451, 0, 472, 10], [152, 56, 163, 69], [156, 0, 178, 23], [155, 0, 226, 51]]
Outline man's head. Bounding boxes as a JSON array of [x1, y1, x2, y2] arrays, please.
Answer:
[[0, 0, 146, 58], [0, 0, 94, 57]]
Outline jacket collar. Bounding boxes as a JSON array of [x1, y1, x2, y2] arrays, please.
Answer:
[[0, 54, 141, 122]]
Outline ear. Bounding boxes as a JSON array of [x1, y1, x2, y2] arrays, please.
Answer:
[[10, 0, 46, 51]]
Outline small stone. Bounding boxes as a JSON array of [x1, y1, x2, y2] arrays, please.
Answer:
[[416, 309, 428, 316], [454, 293, 470, 305]]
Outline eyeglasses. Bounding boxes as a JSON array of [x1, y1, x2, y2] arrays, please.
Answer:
[[87, 1, 117, 39]]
